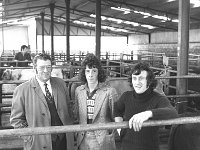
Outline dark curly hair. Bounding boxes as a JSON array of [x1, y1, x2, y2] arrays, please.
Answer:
[[79, 53, 106, 83], [128, 62, 157, 90]]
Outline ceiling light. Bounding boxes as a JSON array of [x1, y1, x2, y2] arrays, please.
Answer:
[[141, 25, 156, 29], [172, 19, 179, 23], [124, 21, 139, 26], [167, 0, 176, 2], [143, 16, 149, 18], [111, 7, 130, 14], [107, 17, 123, 24]]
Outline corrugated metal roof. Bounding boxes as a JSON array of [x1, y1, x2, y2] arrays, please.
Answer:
[[1, 0, 200, 35]]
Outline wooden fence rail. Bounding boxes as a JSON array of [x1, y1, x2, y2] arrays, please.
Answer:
[[0, 116, 199, 138]]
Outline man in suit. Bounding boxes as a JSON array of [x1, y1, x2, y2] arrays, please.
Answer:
[[10, 53, 74, 150]]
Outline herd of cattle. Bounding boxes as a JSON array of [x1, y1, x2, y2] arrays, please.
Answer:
[[0, 65, 200, 150]]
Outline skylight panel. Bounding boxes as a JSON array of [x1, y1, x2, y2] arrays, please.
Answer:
[[73, 20, 129, 33], [191, 0, 200, 7]]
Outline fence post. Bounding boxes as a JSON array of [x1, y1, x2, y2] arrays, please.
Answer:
[[131, 51, 133, 60], [106, 59, 110, 76], [120, 53, 124, 77], [0, 84, 2, 126]]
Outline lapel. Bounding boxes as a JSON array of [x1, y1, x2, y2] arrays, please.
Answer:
[[50, 78, 58, 108], [92, 84, 107, 121], [30, 77, 48, 109], [79, 86, 87, 124]]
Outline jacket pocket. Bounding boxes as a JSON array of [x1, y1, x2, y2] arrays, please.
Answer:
[[102, 133, 116, 150]]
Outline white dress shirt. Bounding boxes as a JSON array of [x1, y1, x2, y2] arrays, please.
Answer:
[[36, 76, 53, 96]]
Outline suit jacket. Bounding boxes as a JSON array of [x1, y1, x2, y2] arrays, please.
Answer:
[[74, 83, 118, 150], [10, 76, 74, 150]]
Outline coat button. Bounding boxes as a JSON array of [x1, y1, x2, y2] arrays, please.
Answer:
[[43, 146, 47, 149], [42, 113, 45, 116]]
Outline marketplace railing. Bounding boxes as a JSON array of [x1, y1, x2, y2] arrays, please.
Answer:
[[0, 116, 200, 138]]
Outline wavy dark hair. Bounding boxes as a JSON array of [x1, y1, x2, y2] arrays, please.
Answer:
[[128, 62, 157, 90], [79, 53, 106, 83]]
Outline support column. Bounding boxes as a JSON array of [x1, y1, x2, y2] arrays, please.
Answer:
[[50, 3, 55, 62], [40, 12, 45, 53], [65, 0, 70, 61], [95, 0, 101, 59], [176, 0, 190, 113]]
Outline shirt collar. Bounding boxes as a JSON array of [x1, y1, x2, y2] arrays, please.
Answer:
[[85, 83, 100, 92], [36, 76, 51, 87]]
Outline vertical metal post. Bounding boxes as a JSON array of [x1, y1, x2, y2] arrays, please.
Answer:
[[0, 84, 2, 126], [176, 0, 190, 113], [41, 12, 45, 53], [65, 0, 70, 61], [1, 24, 4, 54], [95, 0, 101, 59], [50, 3, 55, 62]]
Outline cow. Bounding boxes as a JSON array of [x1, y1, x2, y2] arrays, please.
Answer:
[[1, 67, 63, 94], [2, 67, 63, 81]]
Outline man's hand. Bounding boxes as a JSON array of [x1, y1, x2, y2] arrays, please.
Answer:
[[129, 111, 153, 131]]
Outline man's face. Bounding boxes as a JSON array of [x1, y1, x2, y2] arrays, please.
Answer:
[[85, 65, 98, 84], [132, 70, 148, 94], [22, 47, 28, 53], [35, 59, 52, 82]]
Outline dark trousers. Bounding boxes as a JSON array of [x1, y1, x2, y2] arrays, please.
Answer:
[[52, 134, 67, 150]]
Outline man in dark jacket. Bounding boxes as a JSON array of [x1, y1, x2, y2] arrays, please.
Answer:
[[14, 45, 31, 67]]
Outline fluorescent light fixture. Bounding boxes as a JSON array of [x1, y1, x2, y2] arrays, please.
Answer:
[[152, 15, 170, 21], [133, 10, 151, 17], [124, 21, 139, 26], [143, 16, 149, 18], [89, 14, 157, 29], [90, 14, 107, 21], [172, 19, 179, 23], [73, 20, 130, 33], [107, 17, 123, 24], [111, 7, 130, 14], [141, 24, 156, 29], [167, 0, 176, 2], [90, 14, 95, 18]]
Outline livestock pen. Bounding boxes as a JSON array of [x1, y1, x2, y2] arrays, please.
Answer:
[[0, 76, 199, 149], [0, 55, 200, 149]]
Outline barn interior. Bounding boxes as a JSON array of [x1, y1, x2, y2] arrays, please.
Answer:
[[0, 0, 199, 150]]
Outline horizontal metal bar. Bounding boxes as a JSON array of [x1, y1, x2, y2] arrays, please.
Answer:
[[0, 116, 199, 138]]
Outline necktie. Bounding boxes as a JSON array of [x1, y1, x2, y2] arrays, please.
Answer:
[[44, 83, 53, 103]]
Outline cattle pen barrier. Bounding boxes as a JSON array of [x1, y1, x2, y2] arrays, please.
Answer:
[[0, 75, 200, 126], [0, 76, 199, 149], [0, 116, 199, 137]]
